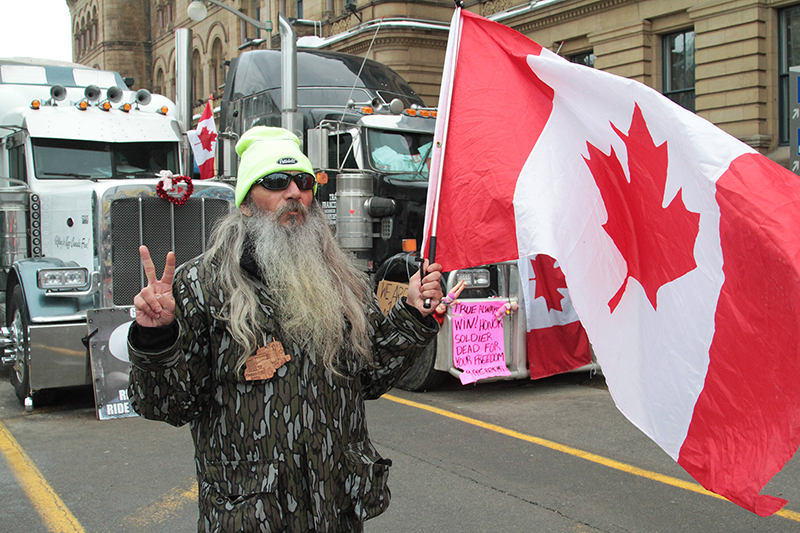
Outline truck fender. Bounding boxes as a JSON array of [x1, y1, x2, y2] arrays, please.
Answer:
[[7, 258, 94, 320]]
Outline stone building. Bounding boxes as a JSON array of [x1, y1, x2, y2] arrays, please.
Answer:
[[66, 0, 800, 165]]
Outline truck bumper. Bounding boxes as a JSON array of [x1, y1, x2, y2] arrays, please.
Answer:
[[29, 322, 91, 391]]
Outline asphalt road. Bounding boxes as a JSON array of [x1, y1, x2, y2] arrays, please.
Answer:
[[0, 368, 798, 532]]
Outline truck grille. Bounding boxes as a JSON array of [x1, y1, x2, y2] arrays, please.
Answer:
[[109, 197, 230, 306]]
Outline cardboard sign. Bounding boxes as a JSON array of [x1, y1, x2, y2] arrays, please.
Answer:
[[376, 280, 408, 315], [451, 301, 511, 385], [87, 307, 138, 420]]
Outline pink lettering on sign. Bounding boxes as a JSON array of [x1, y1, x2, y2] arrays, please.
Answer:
[[451, 301, 511, 384]]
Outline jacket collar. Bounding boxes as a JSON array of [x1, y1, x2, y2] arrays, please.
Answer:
[[239, 236, 263, 279]]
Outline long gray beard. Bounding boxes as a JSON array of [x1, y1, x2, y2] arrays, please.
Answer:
[[244, 201, 362, 365]]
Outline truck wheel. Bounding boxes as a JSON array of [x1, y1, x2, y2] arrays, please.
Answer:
[[7, 285, 32, 404], [5, 286, 54, 408], [395, 341, 445, 392]]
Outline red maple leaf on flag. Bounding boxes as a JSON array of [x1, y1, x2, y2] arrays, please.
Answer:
[[529, 255, 568, 312], [198, 126, 217, 152], [584, 103, 700, 312]]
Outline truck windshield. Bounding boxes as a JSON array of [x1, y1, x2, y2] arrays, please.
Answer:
[[366, 129, 433, 182], [32, 138, 178, 180]]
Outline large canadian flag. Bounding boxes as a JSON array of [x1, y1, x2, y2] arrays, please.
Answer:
[[424, 9, 800, 516], [187, 98, 217, 180]]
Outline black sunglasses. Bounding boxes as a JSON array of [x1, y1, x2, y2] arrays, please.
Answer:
[[256, 172, 316, 191]]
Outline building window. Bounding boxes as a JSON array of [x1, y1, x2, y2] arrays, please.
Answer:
[[779, 6, 800, 145], [663, 30, 695, 112], [570, 51, 596, 68], [192, 49, 203, 105], [155, 68, 164, 96], [297, 0, 304, 19], [210, 38, 224, 97]]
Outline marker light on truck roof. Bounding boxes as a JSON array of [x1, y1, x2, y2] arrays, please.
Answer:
[[101, 101, 112, 111], [157, 106, 169, 115], [77, 100, 89, 110], [361, 107, 374, 114], [404, 108, 437, 118], [120, 102, 132, 112], [30, 100, 41, 110]]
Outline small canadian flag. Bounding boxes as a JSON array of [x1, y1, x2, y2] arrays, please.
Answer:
[[186, 97, 217, 180]]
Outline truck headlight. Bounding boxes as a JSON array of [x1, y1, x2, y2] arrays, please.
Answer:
[[453, 268, 491, 289], [37, 268, 90, 290]]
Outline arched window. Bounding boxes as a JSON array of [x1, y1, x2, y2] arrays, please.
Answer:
[[155, 68, 165, 96], [192, 49, 203, 105], [74, 24, 81, 56], [80, 17, 86, 53], [210, 38, 224, 97], [92, 7, 98, 44]]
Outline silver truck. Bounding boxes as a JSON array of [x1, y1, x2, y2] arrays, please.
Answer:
[[0, 58, 233, 409]]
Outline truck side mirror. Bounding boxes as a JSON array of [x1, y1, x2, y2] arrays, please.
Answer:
[[217, 131, 239, 179], [307, 128, 328, 169]]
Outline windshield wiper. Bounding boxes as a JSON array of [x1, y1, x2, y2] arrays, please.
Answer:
[[40, 172, 97, 181]]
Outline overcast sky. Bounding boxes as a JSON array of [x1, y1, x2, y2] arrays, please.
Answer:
[[1, 1, 73, 62]]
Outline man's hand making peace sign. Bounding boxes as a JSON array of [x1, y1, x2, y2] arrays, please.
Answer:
[[133, 245, 176, 328]]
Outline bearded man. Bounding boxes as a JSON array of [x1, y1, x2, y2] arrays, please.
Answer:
[[128, 126, 443, 533]]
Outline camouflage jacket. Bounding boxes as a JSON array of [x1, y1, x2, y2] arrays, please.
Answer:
[[128, 255, 439, 533]]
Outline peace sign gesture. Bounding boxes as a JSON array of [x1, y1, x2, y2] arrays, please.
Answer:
[[133, 245, 176, 328]]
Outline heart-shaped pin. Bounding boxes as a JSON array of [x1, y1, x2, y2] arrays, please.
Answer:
[[156, 174, 194, 206], [350, 209, 355, 214]]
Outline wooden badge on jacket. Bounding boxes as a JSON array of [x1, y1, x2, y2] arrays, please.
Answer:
[[244, 341, 291, 381]]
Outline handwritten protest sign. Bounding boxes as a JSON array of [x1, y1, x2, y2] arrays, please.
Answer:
[[451, 301, 511, 384], [376, 280, 408, 315]]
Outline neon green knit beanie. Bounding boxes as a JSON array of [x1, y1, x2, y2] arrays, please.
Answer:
[[234, 126, 315, 208]]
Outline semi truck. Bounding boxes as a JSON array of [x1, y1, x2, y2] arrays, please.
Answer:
[[217, 45, 532, 391], [0, 58, 234, 409]]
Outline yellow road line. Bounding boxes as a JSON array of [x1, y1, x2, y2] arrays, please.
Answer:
[[123, 477, 197, 528], [382, 393, 800, 523], [0, 420, 85, 533]]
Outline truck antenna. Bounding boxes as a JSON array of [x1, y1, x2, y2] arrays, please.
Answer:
[[339, 18, 384, 122]]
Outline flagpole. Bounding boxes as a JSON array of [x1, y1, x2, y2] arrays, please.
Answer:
[[423, 2, 463, 308]]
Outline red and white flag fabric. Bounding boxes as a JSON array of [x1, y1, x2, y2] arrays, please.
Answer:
[[187, 98, 217, 180], [519, 254, 592, 379], [424, 9, 800, 516]]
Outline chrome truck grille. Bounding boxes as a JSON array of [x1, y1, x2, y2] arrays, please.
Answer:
[[108, 196, 231, 307]]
